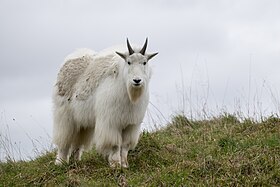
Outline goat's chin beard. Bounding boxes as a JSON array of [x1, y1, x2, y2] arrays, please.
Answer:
[[127, 84, 144, 104]]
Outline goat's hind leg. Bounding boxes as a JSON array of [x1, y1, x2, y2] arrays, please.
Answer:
[[52, 101, 76, 165], [55, 144, 71, 165], [71, 127, 95, 161]]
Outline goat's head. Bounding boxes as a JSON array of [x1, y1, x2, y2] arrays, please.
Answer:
[[116, 38, 158, 103]]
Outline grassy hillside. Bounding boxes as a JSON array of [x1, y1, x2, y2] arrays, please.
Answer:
[[0, 114, 280, 186]]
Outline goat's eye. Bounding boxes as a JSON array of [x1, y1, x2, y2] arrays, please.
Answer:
[[127, 61, 131, 65], [143, 62, 147, 65]]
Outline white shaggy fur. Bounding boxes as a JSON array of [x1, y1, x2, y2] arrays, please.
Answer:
[[52, 39, 157, 167]]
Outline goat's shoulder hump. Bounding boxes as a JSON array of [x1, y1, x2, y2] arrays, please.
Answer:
[[56, 51, 95, 97]]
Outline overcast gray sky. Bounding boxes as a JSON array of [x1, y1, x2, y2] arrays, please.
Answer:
[[1, 0, 280, 160]]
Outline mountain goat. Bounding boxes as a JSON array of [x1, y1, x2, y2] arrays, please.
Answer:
[[52, 38, 158, 167]]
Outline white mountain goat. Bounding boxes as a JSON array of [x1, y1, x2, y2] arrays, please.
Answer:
[[52, 38, 158, 167]]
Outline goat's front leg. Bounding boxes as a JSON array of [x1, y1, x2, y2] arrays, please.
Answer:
[[108, 145, 121, 168], [121, 124, 141, 168], [121, 145, 129, 168], [94, 119, 122, 168]]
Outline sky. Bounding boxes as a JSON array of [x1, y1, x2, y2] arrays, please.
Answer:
[[0, 0, 280, 160]]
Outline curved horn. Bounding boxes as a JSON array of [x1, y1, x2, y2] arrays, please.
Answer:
[[139, 38, 148, 55], [126, 38, 134, 55]]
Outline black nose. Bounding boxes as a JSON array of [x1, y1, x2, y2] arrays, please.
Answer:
[[133, 79, 141, 84]]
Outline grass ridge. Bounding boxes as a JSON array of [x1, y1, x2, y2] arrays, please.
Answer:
[[0, 114, 279, 186]]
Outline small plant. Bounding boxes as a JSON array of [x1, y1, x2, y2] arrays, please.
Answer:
[[218, 113, 240, 124], [171, 114, 194, 128], [218, 137, 237, 152]]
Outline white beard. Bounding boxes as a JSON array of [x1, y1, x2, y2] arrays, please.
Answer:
[[127, 85, 144, 104]]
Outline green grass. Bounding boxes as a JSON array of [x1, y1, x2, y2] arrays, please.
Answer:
[[0, 114, 280, 186]]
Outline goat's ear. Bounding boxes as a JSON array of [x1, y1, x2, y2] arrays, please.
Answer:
[[147, 52, 158, 61], [116, 51, 126, 60]]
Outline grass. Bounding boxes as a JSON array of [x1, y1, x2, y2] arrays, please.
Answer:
[[0, 114, 280, 186]]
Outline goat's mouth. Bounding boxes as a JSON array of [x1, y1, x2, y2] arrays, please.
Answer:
[[130, 81, 143, 88], [132, 83, 142, 87]]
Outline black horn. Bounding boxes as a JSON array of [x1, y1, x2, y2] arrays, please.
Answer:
[[126, 38, 134, 55], [139, 38, 148, 55]]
